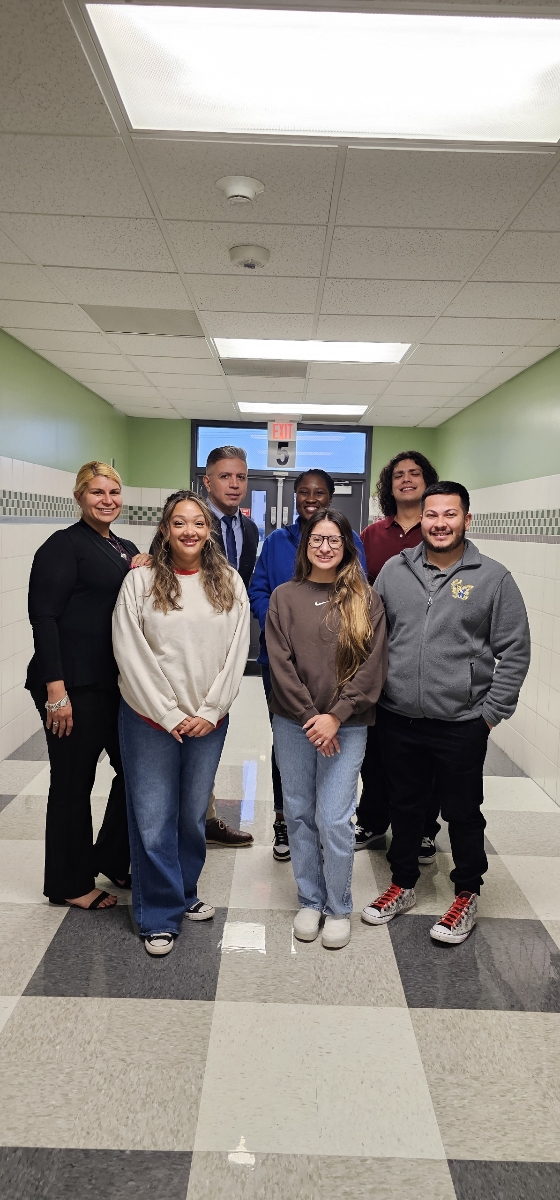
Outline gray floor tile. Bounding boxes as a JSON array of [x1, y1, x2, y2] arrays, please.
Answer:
[[213, 798, 242, 830], [0, 795, 15, 812], [7, 729, 49, 761], [449, 1159, 560, 1199], [23, 905, 227, 1000], [216, 909, 406, 1007], [389, 915, 560, 1011], [484, 741, 526, 777], [0, 904, 67, 995], [186, 1153, 456, 1199], [0, 1148, 192, 1200]]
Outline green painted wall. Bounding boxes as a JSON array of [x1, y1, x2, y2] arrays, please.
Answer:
[[127, 417, 191, 488], [435, 348, 560, 490], [0, 329, 129, 476], [370, 426, 438, 491]]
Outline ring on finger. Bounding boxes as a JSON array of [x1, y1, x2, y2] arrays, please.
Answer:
[[316, 739, 322, 746]]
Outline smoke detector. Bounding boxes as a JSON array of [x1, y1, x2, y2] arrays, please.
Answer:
[[216, 175, 264, 205], [229, 244, 270, 270]]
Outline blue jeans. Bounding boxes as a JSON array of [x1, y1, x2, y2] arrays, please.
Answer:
[[119, 700, 228, 937], [273, 715, 368, 916]]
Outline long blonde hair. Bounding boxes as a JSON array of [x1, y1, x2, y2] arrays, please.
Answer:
[[149, 490, 236, 614], [294, 508, 373, 689], [74, 460, 121, 499]]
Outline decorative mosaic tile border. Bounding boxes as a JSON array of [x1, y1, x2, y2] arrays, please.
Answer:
[[470, 510, 560, 538]]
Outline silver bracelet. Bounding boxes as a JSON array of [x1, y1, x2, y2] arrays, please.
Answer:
[[45, 694, 69, 714]]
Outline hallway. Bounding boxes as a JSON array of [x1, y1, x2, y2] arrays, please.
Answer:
[[0, 677, 559, 1199]]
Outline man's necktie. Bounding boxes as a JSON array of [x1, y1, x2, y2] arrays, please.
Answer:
[[222, 514, 238, 568]]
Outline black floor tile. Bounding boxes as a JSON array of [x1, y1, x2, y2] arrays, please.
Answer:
[[449, 1159, 560, 1199], [0, 1148, 191, 1200], [389, 915, 560, 1011], [7, 729, 49, 761], [484, 740, 526, 777], [23, 905, 227, 1000], [0, 795, 16, 812]]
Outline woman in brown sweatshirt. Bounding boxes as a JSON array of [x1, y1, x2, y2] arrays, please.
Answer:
[[265, 508, 387, 950]]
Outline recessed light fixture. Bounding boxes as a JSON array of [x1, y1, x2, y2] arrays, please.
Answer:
[[238, 403, 368, 416], [88, 5, 560, 142], [216, 340, 409, 363]]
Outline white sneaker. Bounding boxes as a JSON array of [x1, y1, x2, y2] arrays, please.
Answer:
[[361, 883, 416, 925], [322, 915, 351, 949], [185, 901, 215, 921], [430, 891, 477, 944], [144, 932, 174, 956], [293, 908, 322, 941]]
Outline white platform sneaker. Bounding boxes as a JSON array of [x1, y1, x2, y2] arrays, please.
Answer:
[[322, 915, 351, 949], [293, 908, 322, 942]]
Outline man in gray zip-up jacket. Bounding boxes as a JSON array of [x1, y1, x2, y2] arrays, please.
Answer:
[[362, 481, 530, 947]]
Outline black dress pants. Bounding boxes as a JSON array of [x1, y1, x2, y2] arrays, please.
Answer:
[[377, 706, 490, 895], [30, 685, 130, 901], [356, 721, 441, 840], [260, 663, 284, 813]]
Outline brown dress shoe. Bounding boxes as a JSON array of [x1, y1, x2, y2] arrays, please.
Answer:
[[205, 816, 254, 847]]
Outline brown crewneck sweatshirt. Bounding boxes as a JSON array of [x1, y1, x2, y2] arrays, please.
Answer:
[[265, 578, 387, 727]]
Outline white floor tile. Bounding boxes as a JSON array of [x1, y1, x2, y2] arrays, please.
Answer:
[[483, 776, 559, 811], [0, 840, 46, 904], [0, 997, 18, 1035], [500, 855, 560, 920]]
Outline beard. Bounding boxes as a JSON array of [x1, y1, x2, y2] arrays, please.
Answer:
[[423, 526, 465, 555]]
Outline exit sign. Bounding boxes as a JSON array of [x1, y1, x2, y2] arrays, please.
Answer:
[[267, 420, 297, 469]]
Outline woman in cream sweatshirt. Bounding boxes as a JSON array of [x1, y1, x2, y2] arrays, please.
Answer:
[[112, 490, 249, 957]]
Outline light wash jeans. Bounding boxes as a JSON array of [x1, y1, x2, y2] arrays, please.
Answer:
[[119, 700, 228, 937], [273, 714, 368, 916]]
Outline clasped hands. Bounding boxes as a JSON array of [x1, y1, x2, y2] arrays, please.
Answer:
[[303, 713, 341, 757], [171, 715, 215, 742]]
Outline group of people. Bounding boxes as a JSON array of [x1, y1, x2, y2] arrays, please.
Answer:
[[26, 441, 530, 956]]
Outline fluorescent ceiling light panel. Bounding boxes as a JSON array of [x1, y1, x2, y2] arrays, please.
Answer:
[[216, 340, 409, 363], [88, 6, 560, 141], [238, 402, 368, 415]]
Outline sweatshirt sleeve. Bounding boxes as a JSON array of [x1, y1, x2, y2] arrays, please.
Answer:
[[265, 592, 319, 724], [28, 532, 77, 684], [482, 572, 531, 727], [112, 573, 188, 733], [353, 530, 367, 573], [196, 583, 251, 726], [330, 591, 388, 724], [248, 537, 272, 629]]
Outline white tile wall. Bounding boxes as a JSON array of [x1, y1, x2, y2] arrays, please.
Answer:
[[470, 472, 560, 805]]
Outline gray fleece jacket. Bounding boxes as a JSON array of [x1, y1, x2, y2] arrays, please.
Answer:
[[375, 539, 530, 727]]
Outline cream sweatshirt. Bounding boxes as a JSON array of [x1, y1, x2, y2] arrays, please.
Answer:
[[112, 566, 250, 733]]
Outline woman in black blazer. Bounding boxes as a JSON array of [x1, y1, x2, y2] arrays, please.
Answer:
[[26, 461, 142, 910]]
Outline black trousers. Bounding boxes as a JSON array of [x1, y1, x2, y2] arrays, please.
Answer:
[[356, 721, 441, 840], [261, 663, 284, 813], [377, 706, 490, 895], [30, 685, 130, 901]]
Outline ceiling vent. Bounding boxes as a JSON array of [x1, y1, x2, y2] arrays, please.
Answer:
[[221, 359, 307, 378], [229, 244, 270, 270], [216, 175, 264, 205], [80, 305, 204, 336]]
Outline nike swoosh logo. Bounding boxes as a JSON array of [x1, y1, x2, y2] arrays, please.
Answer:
[[315, 601, 327, 606]]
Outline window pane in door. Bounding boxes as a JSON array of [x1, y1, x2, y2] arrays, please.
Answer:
[[251, 490, 267, 555]]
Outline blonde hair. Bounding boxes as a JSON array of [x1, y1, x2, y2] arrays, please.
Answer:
[[150, 490, 236, 615], [294, 508, 373, 690], [74, 460, 122, 500]]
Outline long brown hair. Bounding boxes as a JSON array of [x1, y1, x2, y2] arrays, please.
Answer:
[[294, 508, 373, 689], [150, 490, 236, 614]]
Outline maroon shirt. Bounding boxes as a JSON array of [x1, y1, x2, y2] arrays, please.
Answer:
[[360, 516, 422, 584]]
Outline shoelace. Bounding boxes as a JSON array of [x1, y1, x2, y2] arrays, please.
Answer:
[[373, 883, 404, 910], [438, 894, 472, 929], [274, 823, 289, 844]]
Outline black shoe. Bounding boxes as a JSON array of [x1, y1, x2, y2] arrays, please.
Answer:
[[273, 820, 290, 862], [418, 836, 437, 865], [354, 825, 387, 851]]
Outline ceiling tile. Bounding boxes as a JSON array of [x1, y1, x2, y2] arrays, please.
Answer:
[[337, 149, 547, 229], [362, 406, 436, 425], [229, 390, 306, 407], [0, 215, 175, 271], [165, 400, 238, 420], [0, 300, 98, 331], [407, 343, 522, 366], [328, 228, 495, 281], [0, 0, 116, 135], [306, 378, 385, 396], [316, 315, 431, 340], [116, 407, 182, 419], [128, 355, 220, 375], [321, 279, 457, 316], [169, 221, 326, 277], [46, 268, 192, 309], [72, 371, 150, 387], [0, 136, 152, 216], [134, 140, 338, 223], [144, 373, 227, 391], [38, 350, 127, 371], [189, 276, 318, 315], [108, 334, 213, 359], [308, 363, 399, 381], [205, 313, 314, 339], [512, 162, 560, 231], [384, 381, 463, 398], [3, 329, 116, 354], [446, 282, 560, 320], [476, 366, 524, 391], [0, 229, 30, 263], [471, 231, 560, 284], [229, 377, 304, 394], [527, 319, 560, 346], [455, 384, 487, 397], [503, 346, 557, 367], [158, 388, 233, 404], [396, 364, 483, 383], [0, 263, 64, 302], [424, 317, 548, 345], [417, 410, 458, 427], [94, 385, 162, 399]]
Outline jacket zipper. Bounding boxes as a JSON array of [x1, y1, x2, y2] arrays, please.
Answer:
[[467, 659, 474, 708]]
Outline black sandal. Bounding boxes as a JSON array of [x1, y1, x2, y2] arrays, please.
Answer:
[[101, 873, 132, 890], [49, 890, 116, 909]]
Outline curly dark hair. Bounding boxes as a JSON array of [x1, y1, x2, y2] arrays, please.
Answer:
[[377, 451, 438, 518]]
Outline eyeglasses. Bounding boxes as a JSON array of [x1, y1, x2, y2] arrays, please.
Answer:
[[308, 533, 344, 549]]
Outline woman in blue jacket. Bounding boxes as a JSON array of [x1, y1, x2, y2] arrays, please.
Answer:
[[249, 469, 366, 861]]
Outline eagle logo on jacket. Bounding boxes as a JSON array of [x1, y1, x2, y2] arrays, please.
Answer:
[[451, 578, 474, 601]]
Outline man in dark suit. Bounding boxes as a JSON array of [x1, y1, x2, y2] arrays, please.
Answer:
[[202, 445, 259, 847]]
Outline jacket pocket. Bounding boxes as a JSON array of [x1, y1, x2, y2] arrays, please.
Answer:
[[467, 659, 475, 708]]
